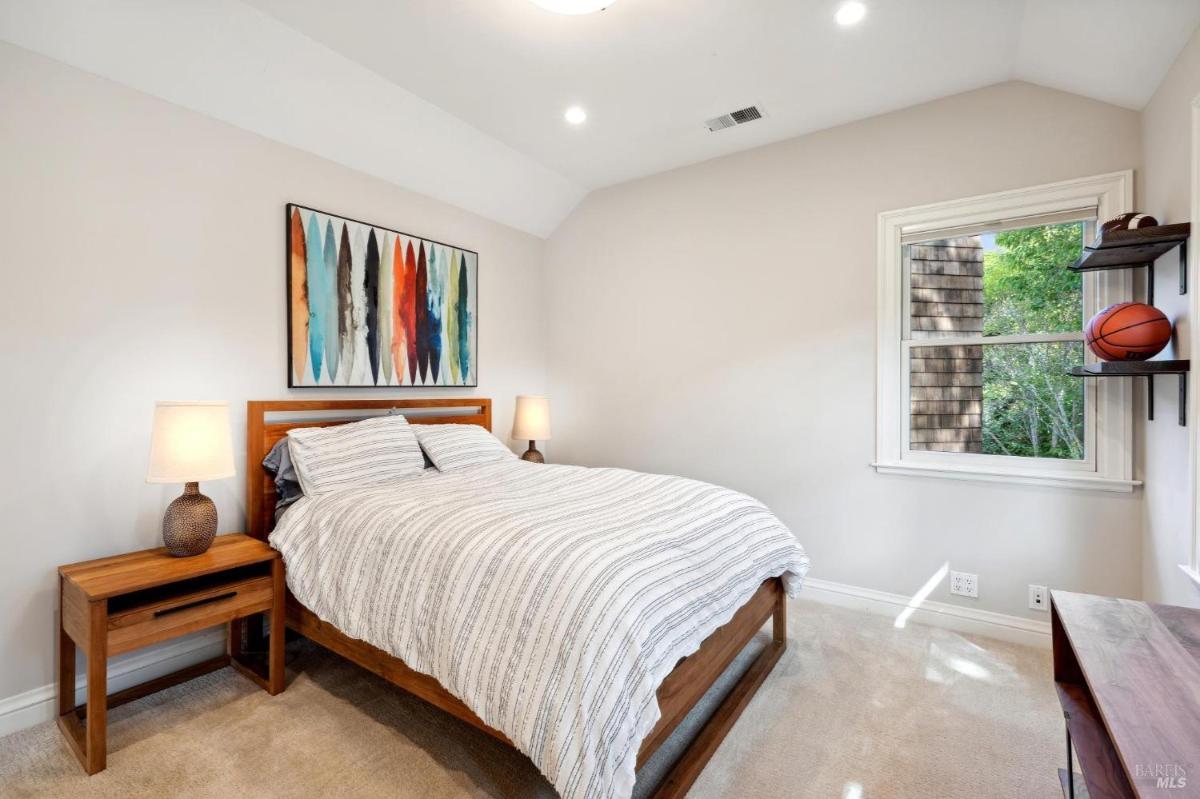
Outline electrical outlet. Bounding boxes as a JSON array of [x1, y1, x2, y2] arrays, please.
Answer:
[[1029, 584, 1048, 611], [949, 570, 978, 598]]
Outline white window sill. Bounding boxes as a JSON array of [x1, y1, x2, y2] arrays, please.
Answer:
[[871, 461, 1141, 493], [1180, 565, 1200, 592]]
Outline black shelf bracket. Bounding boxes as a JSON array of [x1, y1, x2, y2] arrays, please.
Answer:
[[1068, 360, 1190, 426], [1182, 371, 1188, 427], [1152, 238, 1190, 304], [1151, 239, 1190, 304], [1134, 373, 1186, 426], [1181, 238, 1189, 296]]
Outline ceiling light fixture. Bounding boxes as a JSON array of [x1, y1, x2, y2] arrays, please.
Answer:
[[564, 106, 588, 125], [530, 0, 614, 14], [835, 1, 866, 26]]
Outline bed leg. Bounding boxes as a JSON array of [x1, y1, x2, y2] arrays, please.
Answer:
[[772, 578, 787, 647], [647, 579, 788, 799]]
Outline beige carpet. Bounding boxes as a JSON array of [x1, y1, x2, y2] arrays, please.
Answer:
[[0, 600, 1065, 798]]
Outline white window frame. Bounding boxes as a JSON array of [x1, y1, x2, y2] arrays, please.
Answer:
[[1185, 99, 1200, 589], [874, 171, 1137, 492]]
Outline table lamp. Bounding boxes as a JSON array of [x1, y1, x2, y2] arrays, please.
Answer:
[[146, 401, 236, 556], [512, 395, 551, 463]]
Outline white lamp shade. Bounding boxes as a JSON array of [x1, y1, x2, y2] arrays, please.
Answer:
[[146, 401, 236, 483], [512, 395, 551, 441]]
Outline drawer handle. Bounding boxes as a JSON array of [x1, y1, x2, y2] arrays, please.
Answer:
[[154, 591, 237, 618]]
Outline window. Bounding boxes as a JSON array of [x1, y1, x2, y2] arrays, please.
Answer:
[[875, 172, 1137, 491], [907, 221, 1088, 459]]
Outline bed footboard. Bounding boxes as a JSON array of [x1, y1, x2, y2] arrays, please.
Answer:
[[640, 577, 787, 798]]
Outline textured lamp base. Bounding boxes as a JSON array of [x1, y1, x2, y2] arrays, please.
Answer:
[[163, 482, 217, 557], [521, 441, 544, 463]]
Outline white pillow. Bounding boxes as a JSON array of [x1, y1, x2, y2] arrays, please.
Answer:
[[287, 414, 425, 495], [413, 424, 517, 471]]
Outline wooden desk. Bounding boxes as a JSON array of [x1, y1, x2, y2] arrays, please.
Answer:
[[1051, 590, 1200, 798], [57, 534, 284, 774]]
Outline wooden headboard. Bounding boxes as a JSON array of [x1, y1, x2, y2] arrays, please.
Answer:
[[246, 398, 492, 541]]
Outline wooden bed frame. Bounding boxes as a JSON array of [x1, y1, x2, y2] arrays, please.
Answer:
[[246, 398, 786, 799]]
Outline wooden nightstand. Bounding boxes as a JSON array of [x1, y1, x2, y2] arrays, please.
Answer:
[[57, 533, 284, 774]]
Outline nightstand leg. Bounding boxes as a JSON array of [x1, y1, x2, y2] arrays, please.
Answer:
[[85, 600, 107, 774], [229, 617, 245, 660], [57, 590, 75, 718], [268, 558, 285, 695], [244, 615, 264, 648]]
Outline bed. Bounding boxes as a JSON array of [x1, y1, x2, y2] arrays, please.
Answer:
[[245, 398, 808, 799]]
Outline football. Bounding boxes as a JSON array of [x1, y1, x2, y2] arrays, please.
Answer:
[[1099, 213, 1159, 234]]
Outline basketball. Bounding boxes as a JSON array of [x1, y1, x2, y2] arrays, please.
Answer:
[[1100, 213, 1158, 234], [1085, 302, 1171, 361]]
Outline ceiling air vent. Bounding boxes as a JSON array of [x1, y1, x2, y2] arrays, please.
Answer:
[[704, 105, 765, 132]]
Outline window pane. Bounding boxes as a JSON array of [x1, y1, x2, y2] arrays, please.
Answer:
[[908, 238, 984, 340], [910, 344, 983, 453], [981, 341, 1085, 460], [907, 222, 1087, 340], [982, 222, 1084, 336], [910, 341, 1085, 459]]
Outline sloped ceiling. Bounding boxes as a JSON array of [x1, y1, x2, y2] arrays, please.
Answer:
[[0, 0, 584, 237], [3, 0, 1199, 237]]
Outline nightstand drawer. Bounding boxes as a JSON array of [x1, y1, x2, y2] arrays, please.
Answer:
[[107, 572, 273, 656]]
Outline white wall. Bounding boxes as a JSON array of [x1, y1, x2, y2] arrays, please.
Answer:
[[1140, 26, 1200, 608], [0, 42, 547, 702], [544, 81, 1145, 622]]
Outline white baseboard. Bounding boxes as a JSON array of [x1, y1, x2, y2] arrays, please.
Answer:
[[0, 629, 227, 739], [801, 577, 1051, 649]]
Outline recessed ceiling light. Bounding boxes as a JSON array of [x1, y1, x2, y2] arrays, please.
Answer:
[[564, 106, 588, 125], [530, 0, 614, 14], [835, 1, 867, 26]]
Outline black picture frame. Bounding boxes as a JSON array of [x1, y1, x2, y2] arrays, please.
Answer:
[[285, 203, 479, 388]]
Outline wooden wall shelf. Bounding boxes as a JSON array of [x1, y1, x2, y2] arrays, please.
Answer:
[[1068, 223, 1189, 305], [1068, 360, 1190, 425]]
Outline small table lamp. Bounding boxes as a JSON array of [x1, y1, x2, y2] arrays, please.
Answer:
[[513, 395, 551, 463], [146, 401, 236, 556]]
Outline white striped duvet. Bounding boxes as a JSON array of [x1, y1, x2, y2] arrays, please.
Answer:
[[269, 459, 809, 799]]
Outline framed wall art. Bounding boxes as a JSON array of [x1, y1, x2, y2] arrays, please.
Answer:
[[287, 204, 478, 387]]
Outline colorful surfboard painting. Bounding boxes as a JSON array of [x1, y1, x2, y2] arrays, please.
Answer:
[[287, 204, 478, 387]]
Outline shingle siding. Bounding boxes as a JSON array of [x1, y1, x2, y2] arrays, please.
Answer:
[[909, 236, 985, 454]]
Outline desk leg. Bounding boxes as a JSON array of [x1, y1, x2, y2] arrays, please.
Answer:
[[85, 600, 107, 774], [1066, 728, 1074, 798], [268, 558, 285, 695]]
